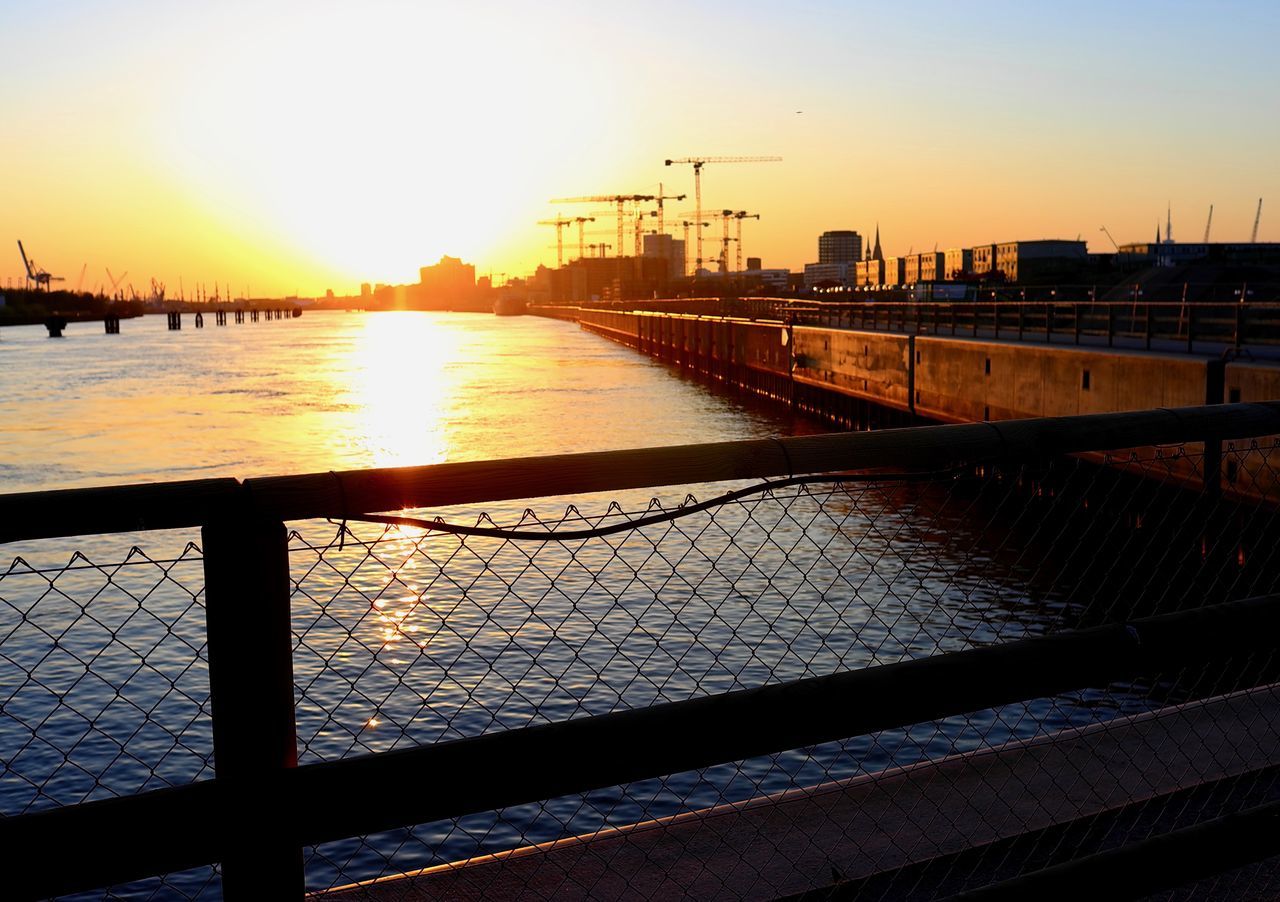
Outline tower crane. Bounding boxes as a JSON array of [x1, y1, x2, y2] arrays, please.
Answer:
[[16, 241, 63, 291], [1253, 198, 1263, 243], [573, 216, 595, 261], [663, 155, 781, 271], [681, 209, 740, 273], [549, 195, 655, 259], [671, 220, 708, 276], [1204, 205, 1213, 243], [106, 267, 129, 299], [650, 183, 686, 240], [76, 263, 88, 293], [538, 216, 575, 268], [732, 211, 761, 272]]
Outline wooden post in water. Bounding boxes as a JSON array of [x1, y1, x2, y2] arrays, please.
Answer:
[[235, 309, 244, 324], [44, 316, 66, 337], [168, 311, 181, 330], [195, 312, 204, 328], [202, 510, 303, 899], [104, 314, 120, 334]]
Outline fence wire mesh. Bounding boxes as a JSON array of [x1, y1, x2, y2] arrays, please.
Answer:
[[3, 436, 1279, 900], [0, 536, 220, 899], [290, 438, 1280, 900]]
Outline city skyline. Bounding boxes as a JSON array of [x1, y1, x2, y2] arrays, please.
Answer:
[[3, 0, 1279, 296]]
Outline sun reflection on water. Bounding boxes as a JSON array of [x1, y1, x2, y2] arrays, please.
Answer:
[[350, 312, 460, 469]]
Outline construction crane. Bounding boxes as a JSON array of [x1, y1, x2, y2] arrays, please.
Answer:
[[572, 216, 595, 261], [538, 216, 575, 268], [650, 183, 687, 241], [586, 243, 612, 259], [681, 209, 741, 273], [550, 195, 656, 259], [671, 220, 708, 276], [16, 241, 63, 291], [106, 267, 129, 299], [1253, 198, 1264, 243], [1204, 205, 1214, 243], [663, 156, 781, 271], [75, 263, 88, 293], [732, 211, 761, 272]]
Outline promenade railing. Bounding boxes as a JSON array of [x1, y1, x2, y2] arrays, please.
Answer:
[[567, 297, 1280, 352], [2, 403, 1280, 900]]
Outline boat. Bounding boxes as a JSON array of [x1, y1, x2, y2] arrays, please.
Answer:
[[493, 296, 527, 316]]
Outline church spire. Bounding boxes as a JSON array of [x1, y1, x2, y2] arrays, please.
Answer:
[[872, 224, 884, 262]]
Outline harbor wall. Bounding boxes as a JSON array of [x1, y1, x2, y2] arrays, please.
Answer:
[[534, 305, 1280, 502]]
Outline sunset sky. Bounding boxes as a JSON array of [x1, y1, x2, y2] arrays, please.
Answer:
[[3, 0, 1278, 297]]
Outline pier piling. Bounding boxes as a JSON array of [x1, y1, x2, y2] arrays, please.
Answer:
[[104, 314, 120, 334], [194, 312, 204, 328], [167, 312, 181, 331], [44, 316, 66, 338]]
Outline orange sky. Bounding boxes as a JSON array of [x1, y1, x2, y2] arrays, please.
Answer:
[[4, 2, 1278, 296]]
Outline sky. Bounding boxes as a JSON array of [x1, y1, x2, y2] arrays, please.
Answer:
[[3, 0, 1279, 297]]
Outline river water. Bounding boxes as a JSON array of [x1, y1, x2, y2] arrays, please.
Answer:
[[0, 311, 1158, 897]]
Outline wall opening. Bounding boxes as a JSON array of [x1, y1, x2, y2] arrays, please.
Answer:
[[1082, 369, 1091, 390]]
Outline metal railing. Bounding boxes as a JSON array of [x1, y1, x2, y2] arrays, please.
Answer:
[[2, 403, 1280, 900], [558, 297, 1280, 351]]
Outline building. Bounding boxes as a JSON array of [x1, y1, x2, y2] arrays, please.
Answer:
[[746, 257, 762, 271], [994, 240, 1087, 282], [818, 230, 863, 265], [944, 248, 972, 280], [856, 259, 884, 287], [904, 255, 921, 285], [919, 252, 946, 282], [883, 257, 906, 287], [1117, 240, 1280, 268], [972, 244, 996, 276], [418, 255, 476, 298], [741, 268, 791, 291], [359, 282, 372, 298], [642, 233, 686, 280], [804, 262, 854, 290]]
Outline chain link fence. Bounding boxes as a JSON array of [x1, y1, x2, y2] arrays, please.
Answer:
[[2, 422, 1278, 900], [293, 439, 1280, 899]]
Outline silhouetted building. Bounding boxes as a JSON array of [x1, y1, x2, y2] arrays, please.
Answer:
[[642, 233, 686, 280], [818, 230, 863, 264], [994, 240, 1087, 282], [419, 255, 476, 297], [360, 282, 372, 297], [746, 256, 762, 271]]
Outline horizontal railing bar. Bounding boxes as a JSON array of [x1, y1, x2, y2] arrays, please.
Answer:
[[6, 593, 1278, 899], [0, 477, 241, 544], [282, 593, 1280, 847], [1, 403, 1277, 542], [239, 403, 1280, 524], [2, 780, 224, 901]]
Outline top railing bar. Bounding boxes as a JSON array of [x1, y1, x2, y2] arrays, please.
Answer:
[[239, 402, 1280, 524], [2, 403, 1278, 543], [0, 477, 241, 545]]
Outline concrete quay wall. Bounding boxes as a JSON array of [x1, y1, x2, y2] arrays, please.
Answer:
[[540, 306, 1280, 501]]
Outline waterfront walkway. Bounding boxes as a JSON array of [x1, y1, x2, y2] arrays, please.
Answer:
[[324, 684, 1280, 900]]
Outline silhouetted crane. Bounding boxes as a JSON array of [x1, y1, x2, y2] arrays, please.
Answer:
[[538, 216, 575, 267], [732, 211, 761, 272], [1253, 198, 1264, 243], [550, 195, 656, 259], [663, 156, 781, 271], [16, 241, 63, 291]]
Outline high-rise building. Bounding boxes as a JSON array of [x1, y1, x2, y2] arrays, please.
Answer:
[[818, 230, 862, 264]]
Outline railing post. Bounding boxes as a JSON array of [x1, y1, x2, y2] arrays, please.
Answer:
[[202, 509, 303, 899]]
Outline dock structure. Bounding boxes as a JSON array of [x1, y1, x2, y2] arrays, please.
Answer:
[[533, 303, 1280, 503]]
